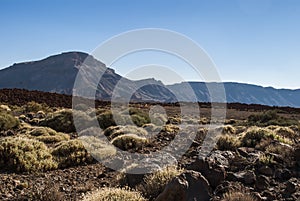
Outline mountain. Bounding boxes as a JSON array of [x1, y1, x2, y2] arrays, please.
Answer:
[[0, 52, 176, 102], [168, 82, 300, 107], [0, 51, 300, 107]]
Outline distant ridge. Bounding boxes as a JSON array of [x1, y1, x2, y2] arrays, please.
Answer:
[[0, 51, 300, 107]]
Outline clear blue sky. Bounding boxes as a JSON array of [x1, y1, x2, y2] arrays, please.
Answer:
[[1, 0, 300, 89]]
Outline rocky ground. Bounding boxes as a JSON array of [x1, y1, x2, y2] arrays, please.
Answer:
[[0, 89, 299, 201]]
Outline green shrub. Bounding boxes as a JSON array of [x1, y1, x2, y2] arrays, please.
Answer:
[[242, 127, 293, 147], [97, 111, 127, 129], [82, 187, 146, 201], [51, 139, 93, 168], [40, 109, 93, 133], [140, 166, 183, 199], [217, 134, 240, 151], [241, 127, 276, 147], [129, 108, 151, 127], [247, 110, 298, 127], [104, 125, 148, 141], [23, 101, 50, 113], [274, 127, 295, 138], [28, 127, 70, 143], [79, 135, 117, 161], [150, 113, 168, 126], [0, 137, 57, 172], [111, 134, 149, 150], [0, 111, 19, 131]]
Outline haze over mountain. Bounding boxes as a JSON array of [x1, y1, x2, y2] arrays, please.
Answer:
[[0, 51, 299, 107]]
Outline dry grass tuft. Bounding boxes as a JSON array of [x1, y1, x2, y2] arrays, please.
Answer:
[[140, 166, 184, 199], [82, 187, 146, 201]]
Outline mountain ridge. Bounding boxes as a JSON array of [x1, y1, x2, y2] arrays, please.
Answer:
[[1, 51, 300, 107]]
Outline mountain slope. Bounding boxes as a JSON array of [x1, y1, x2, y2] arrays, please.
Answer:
[[0, 51, 300, 107], [0, 52, 176, 102]]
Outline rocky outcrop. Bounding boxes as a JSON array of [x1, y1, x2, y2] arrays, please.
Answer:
[[155, 170, 212, 201]]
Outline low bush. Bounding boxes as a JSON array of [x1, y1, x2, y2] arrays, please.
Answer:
[[247, 110, 298, 127], [23, 101, 50, 113], [79, 135, 117, 161], [0, 137, 57, 172], [111, 134, 149, 150], [104, 125, 148, 140], [97, 111, 127, 129], [217, 134, 240, 151], [140, 166, 183, 199], [274, 127, 295, 138], [82, 187, 146, 201], [241, 127, 276, 147], [40, 109, 93, 133], [28, 127, 70, 143], [222, 189, 257, 201], [0, 111, 19, 131], [129, 108, 151, 127], [51, 139, 93, 168]]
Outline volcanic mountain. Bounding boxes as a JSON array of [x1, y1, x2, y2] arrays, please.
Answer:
[[1, 51, 300, 107]]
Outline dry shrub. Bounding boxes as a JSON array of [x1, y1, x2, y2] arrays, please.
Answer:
[[111, 134, 149, 150], [274, 127, 295, 138], [0, 136, 57, 172], [162, 124, 179, 133], [0, 111, 19, 131], [222, 190, 257, 201], [217, 134, 240, 151], [97, 111, 126, 129], [82, 187, 146, 201], [221, 125, 236, 135], [241, 127, 277, 147], [51, 139, 93, 168], [28, 126, 70, 143], [142, 123, 162, 133], [141, 166, 184, 199], [40, 109, 93, 133], [79, 135, 117, 161], [104, 125, 148, 140]]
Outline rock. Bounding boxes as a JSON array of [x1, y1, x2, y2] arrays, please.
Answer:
[[275, 168, 291, 181], [188, 157, 225, 188], [294, 147, 300, 166], [285, 179, 297, 194], [188, 151, 232, 188], [207, 150, 235, 169], [231, 170, 256, 185], [255, 175, 270, 190], [259, 166, 273, 176], [155, 170, 212, 201]]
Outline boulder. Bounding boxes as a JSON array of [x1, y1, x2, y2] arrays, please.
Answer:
[[155, 170, 212, 201]]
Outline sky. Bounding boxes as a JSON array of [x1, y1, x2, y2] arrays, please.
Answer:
[[1, 0, 300, 89]]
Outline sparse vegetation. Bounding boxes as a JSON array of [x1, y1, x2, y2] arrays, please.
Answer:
[[111, 134, 149, 150], [140, 166, 183, 199], [0, 136, 57, 172], [247, 110, 298, 127], [104, 125, 148, 140], [259, 154, 276, 165], [217, 134, 240, 151], [28, 126, 70, 143], [82, 187, 146, 201], [80, 135, 117, 161], [0, 111, 19, 131], [51, 139, 93, 168], [222, 189, 257, 201]]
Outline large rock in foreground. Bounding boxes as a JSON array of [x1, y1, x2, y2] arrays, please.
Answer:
[[155, 170, 212, 201]]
